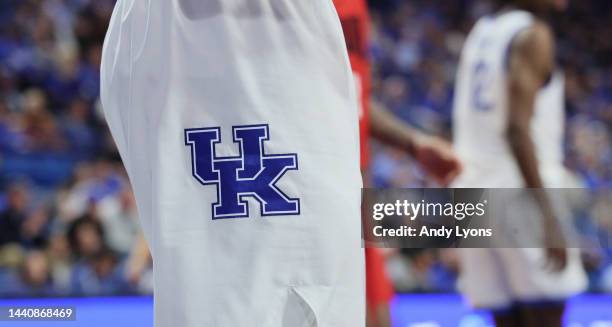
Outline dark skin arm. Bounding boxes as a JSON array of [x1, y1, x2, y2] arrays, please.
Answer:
[[369, 100, 462, 186], [506, 21, 567, 271]]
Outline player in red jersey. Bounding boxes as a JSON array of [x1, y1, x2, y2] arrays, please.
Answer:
[[332, 0, 371, 167], [332, 0, 462, 326]]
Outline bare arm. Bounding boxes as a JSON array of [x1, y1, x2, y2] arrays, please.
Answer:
[[506, 21, 554, 190], [369, 100, 422, 155], [369, 100, 461, 185], [506, 21, 567, 270]]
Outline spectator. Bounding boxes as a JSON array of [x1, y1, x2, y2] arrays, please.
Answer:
[[70, 248, 128, 296], [67, 214, 104, 260], [1, 250, 54, 297], [0, 183, 29, 246], [97, 186, 139, 256]]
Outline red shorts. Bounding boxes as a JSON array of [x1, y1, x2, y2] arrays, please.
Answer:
[[365, 248, 394, 307]]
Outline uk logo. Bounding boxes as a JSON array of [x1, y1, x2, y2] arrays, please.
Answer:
[[184, 124, 300, 219]]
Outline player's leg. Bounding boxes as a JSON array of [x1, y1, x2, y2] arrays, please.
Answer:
[[366, 304, 391, 327], [492, 307, 522, 327], [517, 301, 565, 327], [365, 248, 393, 327], [498, 247, 586, 327]]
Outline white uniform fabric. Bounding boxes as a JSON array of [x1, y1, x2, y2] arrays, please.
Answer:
[[452, 11, 586, 309], [100, 0, 364, 326], [453, 11, 569, 188]]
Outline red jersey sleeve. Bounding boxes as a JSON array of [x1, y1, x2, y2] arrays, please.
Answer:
[[333, 0, 371, 168]]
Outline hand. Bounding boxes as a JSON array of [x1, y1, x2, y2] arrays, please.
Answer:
[[413, 135, 462, 186], [543, 216, 568, 272], [544, 247, 568, 272], [125, 261, 144, 285]]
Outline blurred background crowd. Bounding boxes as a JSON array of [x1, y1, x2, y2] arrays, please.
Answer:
[[0, 0, 609, 297]]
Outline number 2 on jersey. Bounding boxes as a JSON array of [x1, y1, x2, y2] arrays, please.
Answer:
[[472, 61, 493, 111]]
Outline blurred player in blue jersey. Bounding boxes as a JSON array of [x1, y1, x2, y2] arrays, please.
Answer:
[[453, 0, 587, 326]]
